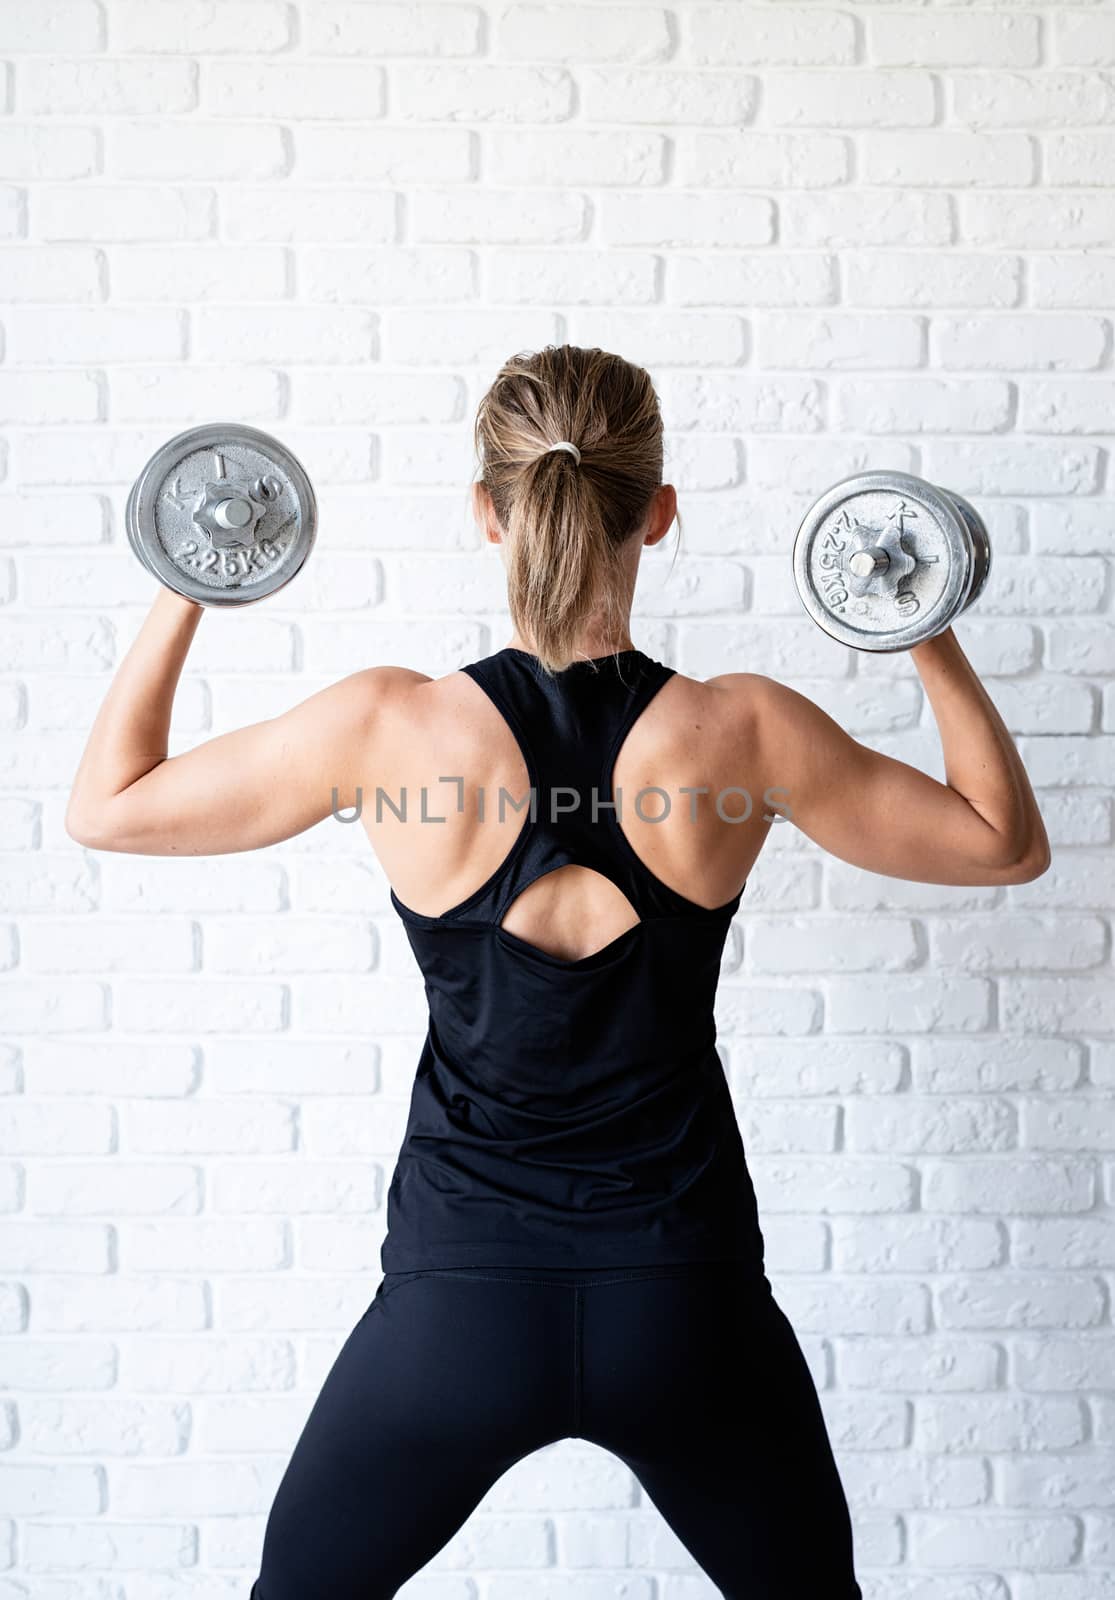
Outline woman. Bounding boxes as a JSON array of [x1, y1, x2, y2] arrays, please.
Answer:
[[68, 345, 1049, 1599]]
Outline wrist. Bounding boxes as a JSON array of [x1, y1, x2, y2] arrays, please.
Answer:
[[153, 585, 205, 621]]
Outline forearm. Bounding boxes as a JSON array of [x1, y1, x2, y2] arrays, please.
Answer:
[[909, 627, 1048, 864], [67, 587, 204, 827]]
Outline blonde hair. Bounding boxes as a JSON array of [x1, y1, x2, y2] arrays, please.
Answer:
[[473, 344, 679, 676]]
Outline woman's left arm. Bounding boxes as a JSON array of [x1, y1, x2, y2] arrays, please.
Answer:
[[65, 587, 407, 856]]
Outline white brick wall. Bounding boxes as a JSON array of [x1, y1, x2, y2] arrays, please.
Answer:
[[0, 0, 1113, 1595]]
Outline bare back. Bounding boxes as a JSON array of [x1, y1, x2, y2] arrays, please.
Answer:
[[364, 658, 772, 964]]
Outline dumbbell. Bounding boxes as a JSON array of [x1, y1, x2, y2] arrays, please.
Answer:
[[126, 423, 317, 606], [792, 470, 992, 652]]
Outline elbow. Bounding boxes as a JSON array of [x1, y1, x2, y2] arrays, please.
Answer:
[[998, 834, 1052, 885], [65, 801, 116, 851]]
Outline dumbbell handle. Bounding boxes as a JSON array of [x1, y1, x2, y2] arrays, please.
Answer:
[[212, 496, 254, 531], [846, 548, 890, 580]]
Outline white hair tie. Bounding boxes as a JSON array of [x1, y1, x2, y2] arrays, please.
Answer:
[[543, 440, 581, 465]]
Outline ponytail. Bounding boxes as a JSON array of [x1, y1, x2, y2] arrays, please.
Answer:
[[474, 345, 672, 676]]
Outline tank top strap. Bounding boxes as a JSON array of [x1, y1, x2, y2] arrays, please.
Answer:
[[457, 647, 678, 922]]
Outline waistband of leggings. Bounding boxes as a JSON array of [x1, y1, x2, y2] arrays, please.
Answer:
[[378, 1259, 761, 1290]]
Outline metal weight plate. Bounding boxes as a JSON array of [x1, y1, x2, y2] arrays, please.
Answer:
[[792, 470, 979, 653], [125, 423, 317, 606], [947, 488, 992, 613]]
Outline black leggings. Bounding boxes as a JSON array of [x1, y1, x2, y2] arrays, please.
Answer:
[[250, 1263, 862, 1599]]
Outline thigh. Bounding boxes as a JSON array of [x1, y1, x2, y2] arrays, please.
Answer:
[[580, 1268, 863, 1600], [252, 1271, 570, 1600]]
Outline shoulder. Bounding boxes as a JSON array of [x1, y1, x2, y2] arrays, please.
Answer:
[[667, 667, 785, 739], [315, 663, 431, 717], [700, 669, 818, 734], [328, 662, 486, 752], [675, 668, 831, 778], [279, 665, 436, 755]]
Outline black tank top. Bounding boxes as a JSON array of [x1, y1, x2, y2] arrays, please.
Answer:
[[380, 645, 767, 1273]]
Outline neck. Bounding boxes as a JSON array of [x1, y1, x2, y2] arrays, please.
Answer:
[[504, 631, 635, 659]]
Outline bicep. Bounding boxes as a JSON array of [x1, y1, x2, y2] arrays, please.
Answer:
[[71, 668, 390, 856], [743, 675, 1028, 887]]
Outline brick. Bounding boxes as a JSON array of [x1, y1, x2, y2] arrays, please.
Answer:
[[108, 365, 284, 423], [106, 123, 288, 182], [1002, 976, 1115, 1035], [580, 67, 757, 125], [497, 4, 672, 63], [864, 131, 1035, 187], [21, 1516, 197, 1566], [1030, 505, 1113, 556], [306, 4, 481, 57], [113, 1, 293, 53], [0, 1464, 101, 1516], [765, 71, 936, 128], [746, 437, 917, 495], [1020, 379, 1115, 434], [489, 128, 668, 186], [0, 1101, 112, 1154], [390, 63, 573, 121], [783, 189, 954, 248], [833, 1215, 1003, 1275], [602, 190, 774, 247], [0, 126, 100, 181], [845, 251, 1021, 309], [758, 313, 924, 369], [845, 1097, 1016, 1155], [826, 976, 991, 1033], [193, 306, 376, 364], [17, 430, 188, 487], [35, 185, 215, 242], [746, 916, 918, 974], [1054, 12, 1115, 67], [302, 246, 475, 305], [681, 130, 850, 189], [662, 373, 824, 433], [0, 186, 23, 239], [938, 1276, 1105, 1330], [672, 251, 835, 307], [959, 192, 1115, 248], [0, 245, 101, 302], [835, 377, 1011, 433], [908, 1036, 1081, 1100], [202, 60, 385, 120], [1021, 1100, 1115, 1155], [21, 60, 197, 116], [1048, 129, 1115, 186], [0, 1221, 110, 1273], [955, 70, 1115, 129], [870, 12, 1040, 68], [0, 4, 103, 51], [933, 315, 1106, 371], [221, 185, 395, 243], [923, 1158, 1094, 1213], [108, 243, 289, 302], [211, 1159, 378, 1214], [920, 442, 1101, 496], [909, 1509, 1080, 1566], [1032, 253, 1115, 307], [0, 371, 99, 424], [121, 1219, 286, 1273], [5, 308, 184, 364]]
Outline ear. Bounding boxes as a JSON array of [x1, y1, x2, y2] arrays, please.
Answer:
[[472, 481, 504, 546], [643, 483, 677, 549]]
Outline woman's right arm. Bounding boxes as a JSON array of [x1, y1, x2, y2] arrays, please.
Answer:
[[731, 627, 1050, 887]]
